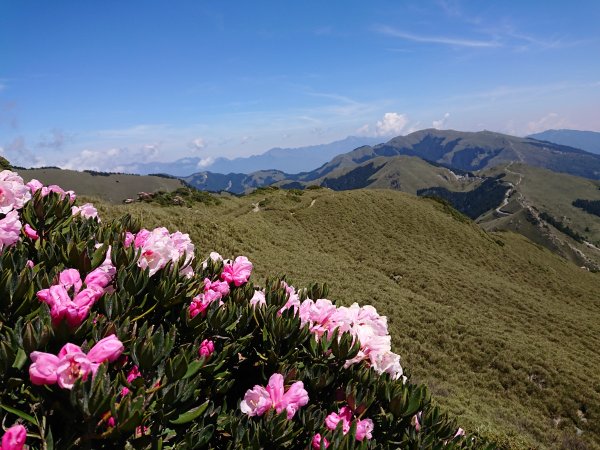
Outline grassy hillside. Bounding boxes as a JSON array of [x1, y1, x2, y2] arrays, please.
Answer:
[[479, 164, 600, 269], [276, 155, 483, 194], [20, 168, 185, 203], [89, 187, 600, 449]]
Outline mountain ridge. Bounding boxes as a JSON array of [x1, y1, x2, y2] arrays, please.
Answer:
[[529, 129, 600, 154]]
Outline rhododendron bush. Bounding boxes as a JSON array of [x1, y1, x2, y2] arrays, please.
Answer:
[[0, 168, 492, 449]]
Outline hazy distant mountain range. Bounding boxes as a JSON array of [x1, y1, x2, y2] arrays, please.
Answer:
[[528, 129, 600, 154], [132, 136, 382, 176], [183, 129, 600, 193]]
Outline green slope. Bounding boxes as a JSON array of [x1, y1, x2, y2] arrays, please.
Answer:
[[20, 168, 185, 203], [93, 188, 600, 449], [479, 163, 600, 270]]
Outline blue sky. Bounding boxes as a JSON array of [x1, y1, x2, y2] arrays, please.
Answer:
[[1, 1, 599, 171]]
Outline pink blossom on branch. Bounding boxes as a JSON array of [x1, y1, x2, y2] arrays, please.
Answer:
[[240, 373, 309, 419], [221, 256, 253, 286], [129, 227, 195, 277], [239, 385, 272, 417], [0, 170, 31, 214], [0, 210, 21, 252], [72, 203, 99, 220], [0, 424, 27, 450], [29, 335, 124, 390], [29, 351, 60, 385], [23, 223, 39, 240], [325, 405, 374, 441], [198, 339, 215, 358], [311, 433, 330, 449], [87, 334, 125, 364]]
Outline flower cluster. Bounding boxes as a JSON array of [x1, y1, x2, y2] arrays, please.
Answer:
[[189, 277, 230, 318], [29, 335, 124, 390], [0, 424, 26, 450], [286, 290, 404, 380], [125, 227, 195, 277], [0, 171, 31, 251], [0, 170, 32, 214], [26, 179, 75, 201], [240, 373, 309, 419], [189, 256, 252, 317], [36, 263, 115, 327], [72, 203, 99, 220]]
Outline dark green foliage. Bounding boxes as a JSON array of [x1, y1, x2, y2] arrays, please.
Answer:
[[138, 188, 221, 207], [321, 163, 379, 191], [0, 156, 12, 171], [539, 212, 586, 243], [572, 199, 600, 218], [417, 177, 509, 219]]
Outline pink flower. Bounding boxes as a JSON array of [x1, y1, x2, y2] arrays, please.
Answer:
[[84, 264, 116, 290], [221, 256, 253, 286], [250, 289, 266, 307], [0, 170, 31, 214], [29, 338, 124, 390], [107, 416, 116, 428], [59, 268, 83, 293], [121, 365, 141, 396], [56, 351, 93, 389], [72, 203, 99, 220], [204, 278, 230, 297], [198, 339, 215, 358], [0, 424, 27, 450], [325, 406, 352, 434], [123, 231, 135, 247], [201, 251, 223, 269], [454, 428, 465, 438], [23, 223, 39, 240], [26, 178, 43, 194], [278, 281, 301, 315], [325, 406, 374, 441], [355, 418, 374, 441], [29, 351, 60, 385], [412, 412, 422, 432], [189, 292, 222, 318], [133, 227, 195, 277], [0, 210, 21, 252], [87, 334, 124, 364], [127, 366, 141, 383], [26, 259, 34, 268], [37, 269, 106, 327], [44, 185, 76, 202], [312, 433, 330, 449], [266, 373, 309, 419], [240, 373, 309, 419], [240, 385, 272, 417]]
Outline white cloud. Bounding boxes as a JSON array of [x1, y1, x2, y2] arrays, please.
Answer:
[[526, 113, 571, 134], [189, 137, 206, 152], [59, 143, 162, 172], [197, 157, 214, 168], [357, 112, 410, 137], [432, 112, 450, 129], [376, 112, 408, 136], [356, 124, 371, 136], [375, 25, 499, 48]]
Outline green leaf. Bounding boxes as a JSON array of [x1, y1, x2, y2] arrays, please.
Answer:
[[11, 347, 27, 370], [169, 400, 210, 425], [0, 403, 37, 425]]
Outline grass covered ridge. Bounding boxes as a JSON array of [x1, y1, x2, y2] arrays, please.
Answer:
[[92, 187, 600, 449]]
